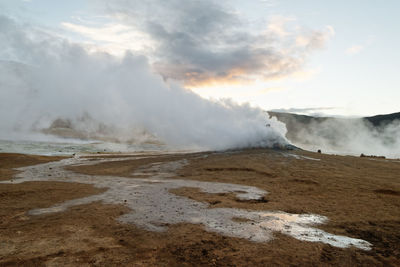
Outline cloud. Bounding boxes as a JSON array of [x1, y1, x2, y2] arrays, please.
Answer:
[[260, 0, 279, 7], [266, 15, 295, 37], [65, 0, 334, 87], [295, 25, 335, 50], [270, 107, 337, 116], [62, 22, 155, 55], [346, 45, 364, 55], [290, 68, 321, 82], [345, 35, 376, 56]]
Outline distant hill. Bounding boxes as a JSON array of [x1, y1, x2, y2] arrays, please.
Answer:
[[364, 112, 400, 127], [268, 111, 400, 132], [267, 111, 400, 157]]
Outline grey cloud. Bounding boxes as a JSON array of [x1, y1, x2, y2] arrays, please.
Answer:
[[100, 0, 331, 86]]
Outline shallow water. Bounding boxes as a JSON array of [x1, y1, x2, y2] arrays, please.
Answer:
[[1, 155, 372, 250], [0, 139, 168, 156]]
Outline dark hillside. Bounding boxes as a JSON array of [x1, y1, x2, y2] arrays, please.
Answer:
[[364, 112, 400, 127]]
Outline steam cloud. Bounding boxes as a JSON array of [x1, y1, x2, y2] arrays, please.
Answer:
[[0, 15, 287, 150], [274, 113, 400, 158]]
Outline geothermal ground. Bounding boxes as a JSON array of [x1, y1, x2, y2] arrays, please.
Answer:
[[0, 149, 399, 266]]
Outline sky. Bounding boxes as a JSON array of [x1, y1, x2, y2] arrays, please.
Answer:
[[1, 0, 399, 117]]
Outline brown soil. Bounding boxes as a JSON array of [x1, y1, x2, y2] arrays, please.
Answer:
[[0, 153, 66, 181], [1, 150, 400, 266]]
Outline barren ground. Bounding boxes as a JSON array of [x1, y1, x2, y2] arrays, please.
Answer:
[[0, 149, 399, 266]]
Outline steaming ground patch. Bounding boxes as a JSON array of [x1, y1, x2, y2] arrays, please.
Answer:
[[1, 156, 371, 250], [269, 111, 400, 158], [0, 15, 288, 151]]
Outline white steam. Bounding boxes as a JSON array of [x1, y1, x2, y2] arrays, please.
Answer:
[[281, 116, 400, 158], [0, 16, 287, 150]]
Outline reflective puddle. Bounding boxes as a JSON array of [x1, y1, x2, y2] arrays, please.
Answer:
[[1, 155, 371, 250]]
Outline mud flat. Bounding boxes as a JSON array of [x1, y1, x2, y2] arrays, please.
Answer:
[[0, 149, 399, 266]]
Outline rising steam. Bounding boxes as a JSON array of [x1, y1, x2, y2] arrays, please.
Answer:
[[270, 112, 400, 158], [0, 16, 287, 150]]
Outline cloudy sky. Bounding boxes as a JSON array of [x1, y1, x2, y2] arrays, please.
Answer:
[[1, 0, 399, 116]]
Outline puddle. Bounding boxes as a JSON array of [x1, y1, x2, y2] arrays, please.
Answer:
[[283, 153, 321, 161], [1, 156, 370, 250], [301, 156, 321, 161]]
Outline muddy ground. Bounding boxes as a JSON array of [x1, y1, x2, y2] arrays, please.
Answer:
[[0, 149, 399, 266]]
